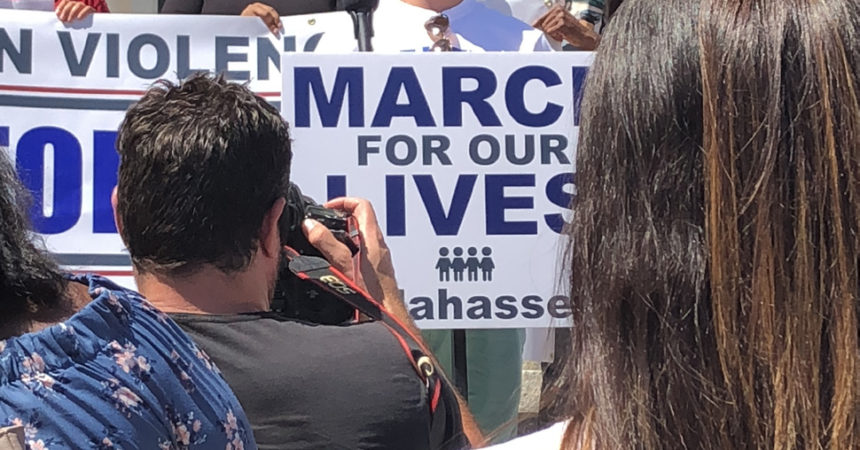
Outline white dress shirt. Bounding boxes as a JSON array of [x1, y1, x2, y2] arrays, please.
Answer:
[[317, 0, 559, 52]]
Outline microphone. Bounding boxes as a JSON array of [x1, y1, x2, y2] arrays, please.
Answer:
[[333, 0, 380, 52]]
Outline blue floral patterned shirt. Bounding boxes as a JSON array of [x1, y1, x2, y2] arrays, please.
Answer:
[[0, 274, 257, 450]]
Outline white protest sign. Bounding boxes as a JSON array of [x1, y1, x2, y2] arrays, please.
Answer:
[[282, 53, 591, 329], [0, 10, 349, 286]]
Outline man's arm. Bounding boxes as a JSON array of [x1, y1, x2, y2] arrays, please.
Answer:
[[307, 197, 486, 447]]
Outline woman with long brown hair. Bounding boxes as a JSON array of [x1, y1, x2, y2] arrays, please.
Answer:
[[493, 0, 860, 448]]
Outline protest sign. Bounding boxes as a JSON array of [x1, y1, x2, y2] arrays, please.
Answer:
[[0, 10, 349, 286], [1, 11, 591, 328], [283, 53, 592, 328]]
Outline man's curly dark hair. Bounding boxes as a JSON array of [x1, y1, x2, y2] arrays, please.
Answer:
[[115, 73, 292, 276]]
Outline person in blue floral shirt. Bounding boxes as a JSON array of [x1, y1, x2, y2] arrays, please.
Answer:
[[0, 150, 256, 449]]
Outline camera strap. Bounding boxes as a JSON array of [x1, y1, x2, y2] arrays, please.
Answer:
[[282, 246, 444, 414]]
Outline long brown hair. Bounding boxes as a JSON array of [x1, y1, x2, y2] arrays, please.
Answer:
[[0, 150, 67, 331], [556, 0, 860, 448]]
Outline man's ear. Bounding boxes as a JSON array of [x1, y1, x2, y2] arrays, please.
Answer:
[[261, 197, 286, 259], [111, 186, 123, 237]]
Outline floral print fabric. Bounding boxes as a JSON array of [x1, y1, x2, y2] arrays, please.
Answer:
[[0, 274, 256, 450]]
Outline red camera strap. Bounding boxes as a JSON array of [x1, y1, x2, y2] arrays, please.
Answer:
[[282, 246, 443, 414]]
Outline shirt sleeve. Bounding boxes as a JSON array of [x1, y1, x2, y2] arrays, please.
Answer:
[[535, 34, 563, 51], [91, 0, 109, 12], [521, 29, 562, 52]]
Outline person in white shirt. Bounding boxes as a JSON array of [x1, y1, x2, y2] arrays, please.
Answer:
[[318, 0, 560, 52], [477, 0, 602, 26], [477, 0, 602, 50]]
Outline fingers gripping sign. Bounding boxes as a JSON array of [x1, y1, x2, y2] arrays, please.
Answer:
[[55, 0, 96, 23], [240, 2, 283, 35], [532, 4, 600, 50]]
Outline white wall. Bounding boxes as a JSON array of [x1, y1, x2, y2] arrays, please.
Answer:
[[105, 0, 157, 13]]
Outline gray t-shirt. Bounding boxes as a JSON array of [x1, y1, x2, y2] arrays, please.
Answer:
[[170, 312, 468, 450]]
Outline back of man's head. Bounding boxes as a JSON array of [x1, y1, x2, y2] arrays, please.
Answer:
[[116, 73, 291, 276]]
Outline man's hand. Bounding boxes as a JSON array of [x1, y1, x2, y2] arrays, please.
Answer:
[[533, 4, 600, 50], [55, 0, 96, 23], [240, 2, 282, 35], [302, 197, 399, 308]]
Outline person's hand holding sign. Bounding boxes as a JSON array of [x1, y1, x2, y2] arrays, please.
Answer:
[[533, 4, 600, 50], [55, 0, 96, 22], [240, 2, 282, 35]]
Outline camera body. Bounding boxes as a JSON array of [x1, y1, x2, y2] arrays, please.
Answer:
[[272, 183, 359, 324]]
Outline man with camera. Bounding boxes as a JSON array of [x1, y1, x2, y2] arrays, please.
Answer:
[[111, 73, 478, 449]]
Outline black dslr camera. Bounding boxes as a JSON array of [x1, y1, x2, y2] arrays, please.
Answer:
[[272, 183, 360, 325]]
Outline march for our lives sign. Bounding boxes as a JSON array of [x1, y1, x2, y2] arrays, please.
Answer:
[[0, 10, 591, 328], [283, 53, 592, 328]]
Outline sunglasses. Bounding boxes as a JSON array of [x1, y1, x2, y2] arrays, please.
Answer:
[[424, 14, 453, 52]]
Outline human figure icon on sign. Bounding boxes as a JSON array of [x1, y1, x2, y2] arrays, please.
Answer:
[[435, 247, 452, 282], [466, 247, 481, 281], [480, 247, 495, 281], [451, 247, 466, 282]]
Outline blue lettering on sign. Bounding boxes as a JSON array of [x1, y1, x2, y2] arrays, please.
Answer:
[[505, 66, 563, 127], [4, 126, 121, 235], [326, 175, 347, 200], [544, 172, 574, 233], [15, 127, 83, 234], [414, 174, 477, 236], [442, 67, 502, 127], [106, 33, 120, 78], [177, 35, 207, 79], [215, 36, 250, 81], [93, 131, 119, 233], [485, 174, 537, 235], [386, 175, 406, 236], [332, 172, 572, 237], [58, 31, 100, 77], [0, 28, 32, 74], [292, 65, 586, 128], [127, 33, 170, 79], [294, 67, 365, 127], [371, 67, 435, 127]]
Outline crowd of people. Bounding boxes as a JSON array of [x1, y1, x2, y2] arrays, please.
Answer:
[[2, 0, 859, 448]]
